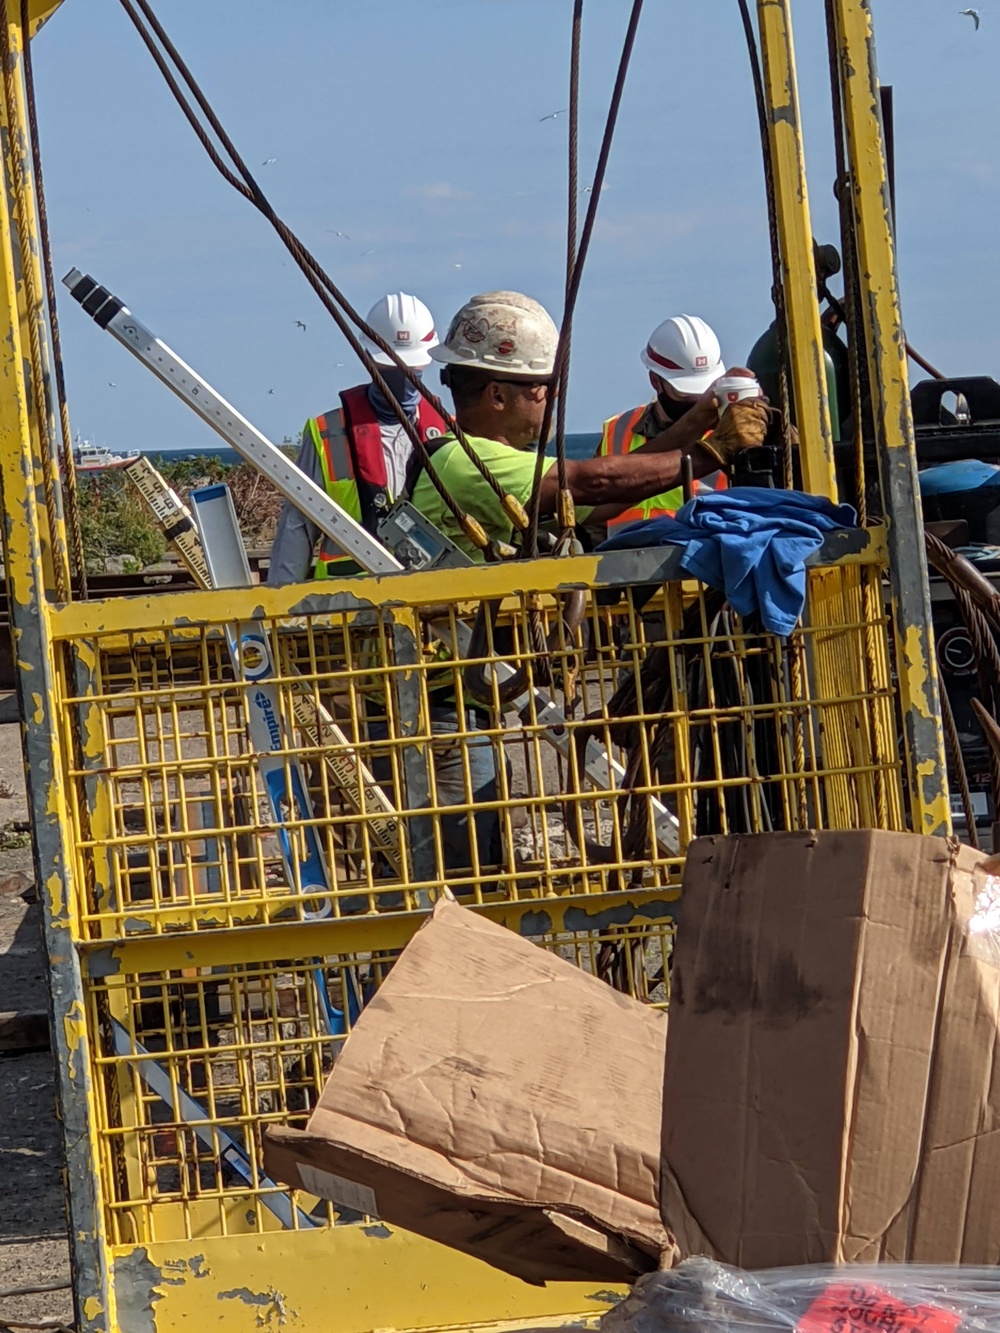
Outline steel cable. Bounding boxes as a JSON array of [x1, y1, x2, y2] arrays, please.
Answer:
[[19, 0, 87, 596], [553, 0, 584, 541], [525, 0, 646, 556], [117, 0, 517, 549], [0, 0, 68, 599]]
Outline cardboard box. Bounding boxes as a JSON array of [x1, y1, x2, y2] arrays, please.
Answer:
[[660, 829, 1000, 1268], [264, 896, 668, 1284]]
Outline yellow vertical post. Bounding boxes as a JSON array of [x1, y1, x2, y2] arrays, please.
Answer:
[[0, 0, 70, 598], [0, 5, 113, 1329], [755, 0, 838, 500], [827, 0, 950, 837]]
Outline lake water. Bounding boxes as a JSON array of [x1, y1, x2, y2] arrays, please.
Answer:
[[146, 432, 602, 468]]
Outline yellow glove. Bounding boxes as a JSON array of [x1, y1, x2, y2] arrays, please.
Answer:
[[698, 398, 771, 469]]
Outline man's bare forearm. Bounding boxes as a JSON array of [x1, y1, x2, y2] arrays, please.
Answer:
[[538, 445, 718, 513]]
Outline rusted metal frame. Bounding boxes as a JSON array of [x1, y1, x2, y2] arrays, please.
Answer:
[[755, 0, 837, 499], [826, 0, 950, 836], [79, 886, 683, 979], [0, 148, 112, 1333]]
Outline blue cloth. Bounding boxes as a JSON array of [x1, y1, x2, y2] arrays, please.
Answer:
[[598, 489, 857, 637], [367, 367, 421, 424]]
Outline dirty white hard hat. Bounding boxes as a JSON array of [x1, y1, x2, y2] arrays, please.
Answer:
[[641, 314, 724, 394], [363, 292, 439, 367], [430, 291, 558, 378]]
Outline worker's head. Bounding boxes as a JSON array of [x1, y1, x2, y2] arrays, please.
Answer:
[[431, 292, 559, 447], [362, 292, 438, 373], [641, 315, 724, 421]]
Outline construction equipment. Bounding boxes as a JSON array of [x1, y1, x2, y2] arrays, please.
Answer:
[[0, 3, 952, 1333]]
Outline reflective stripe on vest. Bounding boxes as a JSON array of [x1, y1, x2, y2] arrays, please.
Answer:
[[598, 404, 727, 534], [311, 389, 447, 578]]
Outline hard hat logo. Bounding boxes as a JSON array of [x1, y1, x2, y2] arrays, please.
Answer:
[[496, 339, 516, 356], [461, 317, 489, 345], [695, 355, 708, 368], [396, 330, 411, 343]]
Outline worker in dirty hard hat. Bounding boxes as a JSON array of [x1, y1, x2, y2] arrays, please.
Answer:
[[267, 291, 445, 585], [413, 292, 766, 560], [590, 314, 735, 542]]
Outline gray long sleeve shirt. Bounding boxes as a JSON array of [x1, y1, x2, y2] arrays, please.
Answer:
[[267, 425, 335, 586]]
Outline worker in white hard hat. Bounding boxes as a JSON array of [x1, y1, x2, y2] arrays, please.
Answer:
[[409, 294, 763, 560], [591, 314, 736, 541], [268, 292, 445, 585]]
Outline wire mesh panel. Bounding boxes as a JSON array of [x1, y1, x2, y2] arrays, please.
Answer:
[[55, 562, 905, 943]]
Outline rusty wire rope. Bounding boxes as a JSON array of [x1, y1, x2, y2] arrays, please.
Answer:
[[117, 0, 528, 555], [524, 0, 646, 557]]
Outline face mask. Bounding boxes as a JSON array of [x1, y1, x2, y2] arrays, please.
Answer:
[[657, 390, 699, 423], [368, 367, 422, 424]]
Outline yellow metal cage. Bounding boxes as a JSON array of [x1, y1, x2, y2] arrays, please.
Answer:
[[0, 0, 950, 1330]]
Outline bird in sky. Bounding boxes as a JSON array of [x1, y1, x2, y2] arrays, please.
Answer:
[[261, 157, 278, 166], [328, 230, 351, 239], [108, 381, 116, 388], [452, 262, 462, 269], [360, 249, 375, 257], [294, 320, 307, 331], [960, 8, 981, 27], [539, 109, 567, 122], [268, 388, 275, 394]]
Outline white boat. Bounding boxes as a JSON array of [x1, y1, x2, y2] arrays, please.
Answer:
[[72, 438, 139, 472]]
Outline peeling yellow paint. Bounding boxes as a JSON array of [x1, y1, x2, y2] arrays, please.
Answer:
[[82, 1297, 103, 1321], [62, 1000, 86, 1057], [31, 691, 43, 725], [902, 625, 933, 718], [46, 869, 64, 918]]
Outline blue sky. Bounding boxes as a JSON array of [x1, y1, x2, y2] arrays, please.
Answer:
[[32, 0, 1000, 452]]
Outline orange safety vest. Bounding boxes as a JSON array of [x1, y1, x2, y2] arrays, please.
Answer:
[[311, 386, 446, 576], [598, 402, 727, 536]]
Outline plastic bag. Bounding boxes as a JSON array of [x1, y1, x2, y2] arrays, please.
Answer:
[[600, 1259, 1000, 1333]]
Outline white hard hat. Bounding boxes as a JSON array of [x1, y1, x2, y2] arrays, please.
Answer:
[[430, 291, 558, 378], [641, 314, 724, 394], [363, 292, 439, 367]]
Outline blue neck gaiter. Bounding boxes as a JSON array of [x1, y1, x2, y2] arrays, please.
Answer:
[[368, 367, 421, 425]]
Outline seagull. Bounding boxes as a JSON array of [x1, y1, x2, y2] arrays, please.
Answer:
[[294, 320, 307, 331], [452, 262, 463, 269], [261, 157, 278, 166], [960, 8, 981, 27], [360, 249, 375, 257], [107, 381, 116, 388], [268, 388, 275, 394], [539, 109, 567, 122], [328, 230, 351, 239]]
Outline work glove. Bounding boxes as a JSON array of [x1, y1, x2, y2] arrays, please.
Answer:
[[698, 397, 771, 469]]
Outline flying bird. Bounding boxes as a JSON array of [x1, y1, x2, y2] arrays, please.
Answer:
[[539, 109, 567, 122], [294, 320, 307, 331], [107, 381, 116, 388], [261, 157, 278, 166], [361, 249, 375, 257], [452, 262, 462, 269], [960, 8, 981, 27], [328, 230, 351, 239], [268, 388, 275, 394]]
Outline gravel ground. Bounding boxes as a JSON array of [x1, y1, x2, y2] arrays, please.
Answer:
[[0, 697, 74, 1329]]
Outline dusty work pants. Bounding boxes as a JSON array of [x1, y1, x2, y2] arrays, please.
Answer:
[[367, 699, 502, 878]]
